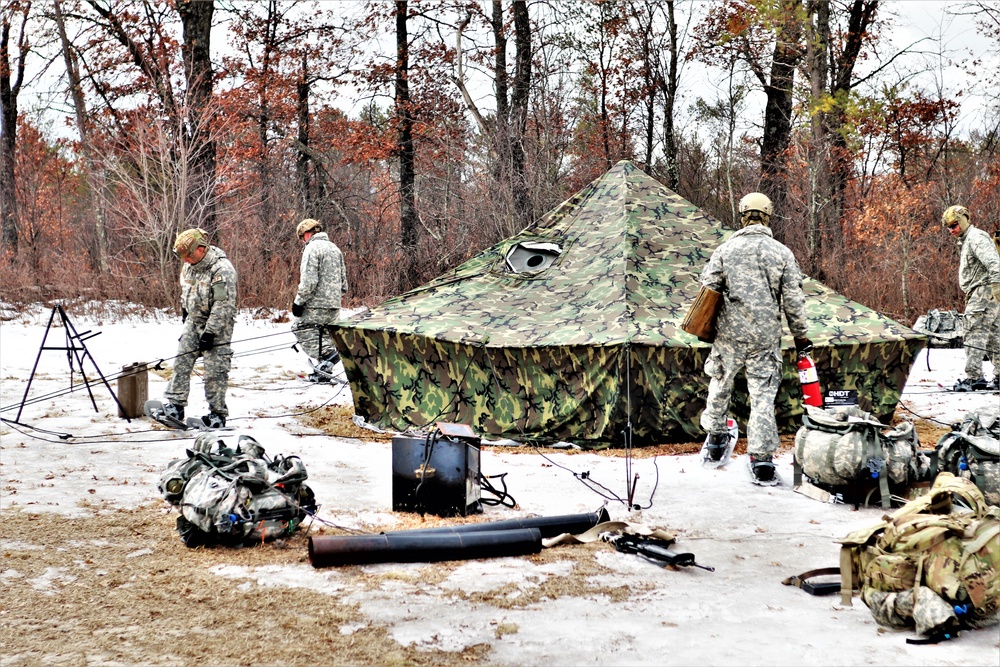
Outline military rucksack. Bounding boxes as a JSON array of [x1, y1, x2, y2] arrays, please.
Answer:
[[158, 433, 317, 547], [793, 405, 930, 508], [934, 410, 1000, 507], [836, 473, 1000, 641], [912, 309, 964, 348]]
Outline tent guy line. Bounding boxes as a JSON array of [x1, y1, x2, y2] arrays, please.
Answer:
[[0, 324, 333, 414]]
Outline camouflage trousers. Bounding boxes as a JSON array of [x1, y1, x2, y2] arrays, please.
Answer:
[[293, 308, 340, 362], [963, 285, 1000, 381], [700, 344, 781, 456], [862, 586, 958, 637], [164, 321, 234, 417]]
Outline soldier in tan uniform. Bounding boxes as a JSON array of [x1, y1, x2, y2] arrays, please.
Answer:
[[292, 219, 348, 382], [942, 206, 1000, 391], [162, 228, 238, 427], [699, 193, 811, 484]]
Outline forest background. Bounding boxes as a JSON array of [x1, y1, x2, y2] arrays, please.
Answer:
[[1, 0, 999, 325]]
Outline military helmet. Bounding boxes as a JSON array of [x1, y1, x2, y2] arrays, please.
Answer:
[[738, 192, 773, 216], [738, 192, 772, 227], [296, 218, 323, 239], [941, 205, 970, 228], [173, 228, 209, 258]]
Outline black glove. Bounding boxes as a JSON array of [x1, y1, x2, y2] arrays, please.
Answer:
[[199, 331, 216, 352], [181, 308, 188, 323], [292, 302, 304, 318], [794, 337, 813, 354]]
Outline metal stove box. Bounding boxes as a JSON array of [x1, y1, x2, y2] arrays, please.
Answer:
[[391, 423, 482, 517]]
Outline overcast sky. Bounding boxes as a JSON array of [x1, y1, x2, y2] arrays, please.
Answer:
[[13, 1, 999, 146]]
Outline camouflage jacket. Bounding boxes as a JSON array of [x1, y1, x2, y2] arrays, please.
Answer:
[[179, 246, 238, 335], [957, 225, 1000, 295], [700, 225, 809, 347], [295, 232, 348, 310]]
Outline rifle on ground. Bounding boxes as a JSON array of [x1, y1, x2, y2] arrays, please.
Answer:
[[601, 532, 715, 572]]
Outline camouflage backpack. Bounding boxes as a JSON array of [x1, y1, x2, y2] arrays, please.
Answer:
[[934, 410, 1000, 507], [158, 433, 317, 547], [837, 473, 1000, 641], [912, 309, 963, 348], [793, 405, 930, 508]]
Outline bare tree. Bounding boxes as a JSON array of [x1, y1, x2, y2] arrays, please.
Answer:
[[691, 0, 806, 239], [454, 0, 533, 233], [395, 0, 418, 292], [52, 0, 109, 272], [94, 102, 235, 304], [177, 0, 217, 234], [804, 0, 880, 277], [79, 0, 218, 235], [759, 0, 804, 239], [0, 0, 30, 256]]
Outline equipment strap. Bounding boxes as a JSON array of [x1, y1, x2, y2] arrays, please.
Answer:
[[905, 628, 960, 645], [782, 567, 841, 596], [839, 545, 855, 606], [865, 432, 891, 509]]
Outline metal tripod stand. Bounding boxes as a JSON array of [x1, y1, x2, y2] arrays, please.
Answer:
[[14, 304, 129, 423]]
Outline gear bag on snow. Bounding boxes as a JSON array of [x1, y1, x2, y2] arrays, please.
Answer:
[[912, 309, 964, 348], [158, 433, 317, 547], [793, 405, 930, 508], [934, 409, 1000, 507], [836, 473, 1000, 641]]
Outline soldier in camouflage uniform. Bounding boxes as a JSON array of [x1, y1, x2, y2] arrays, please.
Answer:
[[162, 228, 238, 428], [699, 193, 811, 483], [942, 206, 1000, 391], [292, 219, 348, 382]]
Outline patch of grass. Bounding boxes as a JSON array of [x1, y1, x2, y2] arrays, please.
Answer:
[[299, 404, 392, 442], [0, 505, 495, 666], [494, 622, 518, 639]]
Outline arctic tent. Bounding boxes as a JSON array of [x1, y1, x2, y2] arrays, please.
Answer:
[[331, 161, 926, 445]]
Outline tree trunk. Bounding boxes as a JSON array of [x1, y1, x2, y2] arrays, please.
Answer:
[[0, 6, 25, 256], [805, 0, 878, 277], [806, 0, 830, 277], [54, 0, 108, 272], [760, 0, 803, 243], [177, 0, 217, 235], [827, 0, 878, 250], [660, 0, 679, 190], [297, 54, 312, 214], [629, 0, 656, 172], [490, 0, 512, 228], [396, 0, 418, 290], [510, 0, 532, 229], [492, 0, 509, 129]]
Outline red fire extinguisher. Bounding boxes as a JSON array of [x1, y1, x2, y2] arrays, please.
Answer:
[[798, 352, 823, 408]]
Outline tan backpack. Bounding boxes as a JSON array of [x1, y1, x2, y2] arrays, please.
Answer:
[[837, 473, 1000, 639]]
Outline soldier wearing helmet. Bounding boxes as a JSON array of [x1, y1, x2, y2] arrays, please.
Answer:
[[698, 192, 811, 484], [160, 228, 238, 427], [292, 218, 348, 382], [941, 205, 1000, 391]]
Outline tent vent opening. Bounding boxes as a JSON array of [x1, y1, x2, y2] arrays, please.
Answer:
[[505, 242, 562, 273]]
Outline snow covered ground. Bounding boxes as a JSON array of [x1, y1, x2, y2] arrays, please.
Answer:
[[1, 304, 998, 666]]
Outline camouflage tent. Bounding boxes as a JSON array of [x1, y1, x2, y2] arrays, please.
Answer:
[[331, 161, 926, 446]]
